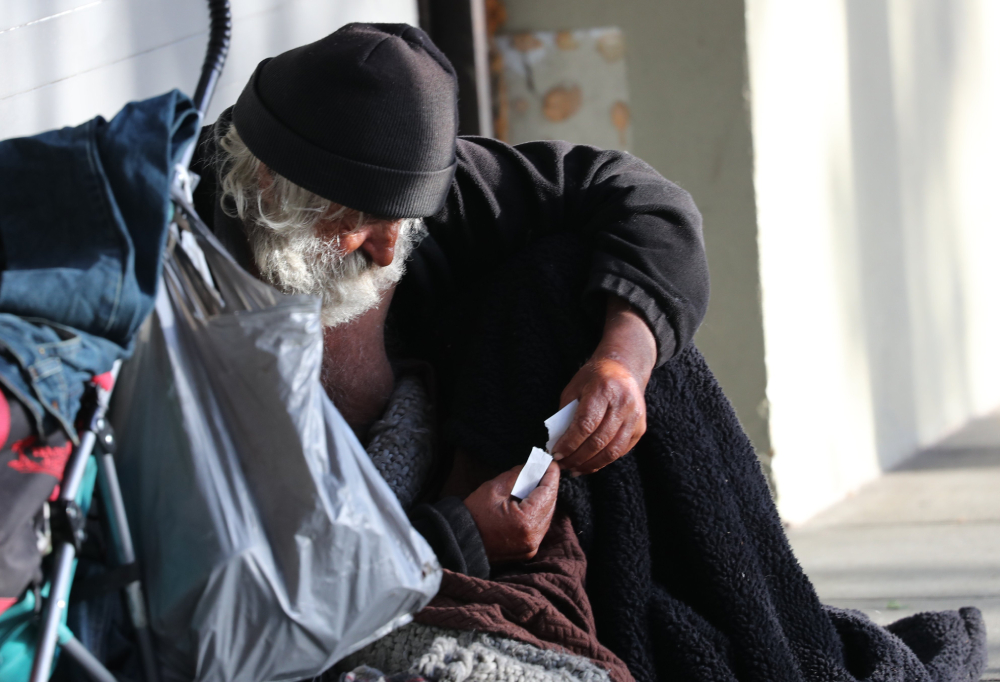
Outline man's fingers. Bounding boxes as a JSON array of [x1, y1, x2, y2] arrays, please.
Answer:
[[558, 406, 624, 472], [470, 463, 561, 564], [552, 395, 608, 460], [571, 418, 637, 475]]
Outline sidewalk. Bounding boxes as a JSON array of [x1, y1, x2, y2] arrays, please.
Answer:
[[787, 411, 1000, 680]]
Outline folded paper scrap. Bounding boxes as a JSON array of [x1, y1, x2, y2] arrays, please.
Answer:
[[510, 400, 579, 499]]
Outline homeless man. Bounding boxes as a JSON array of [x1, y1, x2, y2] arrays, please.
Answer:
[[191, 21, 708, 571], [188, 22, 989, 682], [190, 22, 708, 681]]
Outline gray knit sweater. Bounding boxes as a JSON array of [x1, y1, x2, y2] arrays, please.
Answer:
[[364, 374, 435, 510], [338, 622, 610, 682]]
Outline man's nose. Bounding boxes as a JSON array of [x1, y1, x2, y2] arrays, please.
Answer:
[[339, 221, 401, 268]]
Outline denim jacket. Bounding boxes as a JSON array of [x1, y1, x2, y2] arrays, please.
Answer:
[[0, 90, 198, 440]]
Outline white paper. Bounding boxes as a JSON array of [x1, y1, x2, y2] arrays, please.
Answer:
[[510, 401, 580, 500], [544, 399, 579, 453], [179, 229, 218, 292], [511, 447, 554, 500]]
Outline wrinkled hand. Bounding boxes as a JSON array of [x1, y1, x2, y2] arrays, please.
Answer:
[[463, 462, 560, 563], [552, 297, 657, 476]]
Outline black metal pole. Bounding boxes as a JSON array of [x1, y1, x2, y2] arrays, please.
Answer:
[[192, 0, 232, 119], [29, 364, 121, 682]]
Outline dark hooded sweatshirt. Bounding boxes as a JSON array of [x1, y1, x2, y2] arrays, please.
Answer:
[[190, 111, 710, 578]]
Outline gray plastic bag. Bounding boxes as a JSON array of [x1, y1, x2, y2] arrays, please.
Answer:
[[109, 207, 441, 682]]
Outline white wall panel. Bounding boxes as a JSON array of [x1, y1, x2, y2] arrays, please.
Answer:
[[1, 0, 417, 138], [747, 0, 1000, 524]]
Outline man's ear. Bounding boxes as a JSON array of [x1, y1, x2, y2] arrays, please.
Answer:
[[256, 164, 275, 192]]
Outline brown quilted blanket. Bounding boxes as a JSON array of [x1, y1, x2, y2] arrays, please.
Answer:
[[414, 514, 634, 682]]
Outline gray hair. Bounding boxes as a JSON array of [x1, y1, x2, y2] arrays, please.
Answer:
[[216, 124, 426, 327], [218, 124, 369, 234]]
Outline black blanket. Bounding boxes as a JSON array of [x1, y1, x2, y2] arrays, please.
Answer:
[[419, 235, 987, 682]]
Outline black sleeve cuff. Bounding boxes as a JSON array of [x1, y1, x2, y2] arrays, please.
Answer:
[[586, 274, 679, 367], [409, 497, 490, 579]]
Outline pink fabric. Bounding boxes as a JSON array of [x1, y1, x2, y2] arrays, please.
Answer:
[[0, 389, 10, 450]]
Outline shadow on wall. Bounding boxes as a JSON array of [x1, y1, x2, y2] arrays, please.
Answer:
[[836, 0, 973, 471]]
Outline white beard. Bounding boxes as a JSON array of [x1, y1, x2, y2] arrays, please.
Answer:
[[247, 218, 425, 327]]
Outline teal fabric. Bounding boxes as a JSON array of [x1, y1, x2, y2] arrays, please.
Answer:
[[0, 456, 97, 682]]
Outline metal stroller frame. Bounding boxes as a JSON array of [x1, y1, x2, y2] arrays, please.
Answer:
[[26, 2, 232, 680]]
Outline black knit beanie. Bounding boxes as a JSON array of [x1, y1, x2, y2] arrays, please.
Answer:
[[233, 23, 458, 218]]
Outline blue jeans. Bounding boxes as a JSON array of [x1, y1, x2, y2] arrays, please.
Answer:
[[0, 90, 198, 440]]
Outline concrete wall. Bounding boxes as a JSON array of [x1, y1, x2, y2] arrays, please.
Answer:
[[747, 0, 1000, 523], [1, 0, 417, 139], [500, 0, 772, 469]]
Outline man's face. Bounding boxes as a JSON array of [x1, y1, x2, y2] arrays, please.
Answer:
[[246, 197, 424, 327]]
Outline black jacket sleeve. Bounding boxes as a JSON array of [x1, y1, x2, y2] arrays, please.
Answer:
[[409, 496, 490, 579], [399, 136, 710, 365]]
